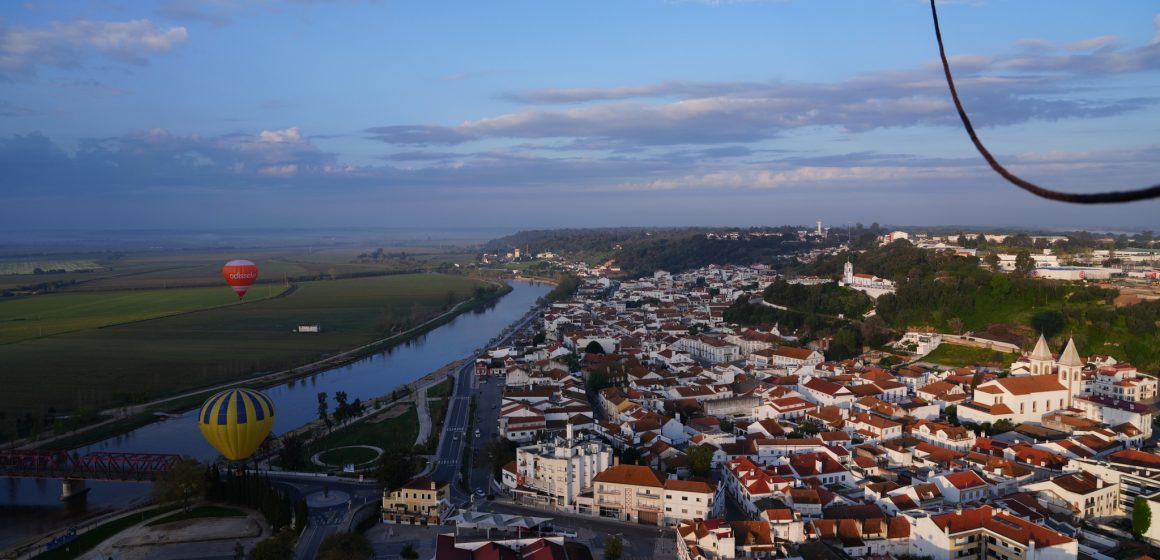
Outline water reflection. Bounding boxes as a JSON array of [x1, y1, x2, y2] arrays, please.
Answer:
[[0, 280, 548, 548]]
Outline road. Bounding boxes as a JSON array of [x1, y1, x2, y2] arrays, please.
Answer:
[[263, 473, 380, 560], [430, 306, 543, 504]]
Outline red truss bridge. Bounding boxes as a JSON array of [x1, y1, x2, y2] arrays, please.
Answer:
[[0, 450, 183, 499]]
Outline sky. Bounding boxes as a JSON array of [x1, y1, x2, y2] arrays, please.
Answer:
[[1, 0, 1159, 232]]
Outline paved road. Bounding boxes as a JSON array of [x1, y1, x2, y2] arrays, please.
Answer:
[[262, 474, 379, 560], [430, 306, 542, 505]]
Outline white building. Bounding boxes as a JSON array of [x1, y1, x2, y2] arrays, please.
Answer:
[[839, 261, 896, 298], [1024, 470, 1120, 520], [958, 374, 1069, 425], [662, 479, 723, 526], [507, 428, 614, 509], [908, 505, 1077, 560]]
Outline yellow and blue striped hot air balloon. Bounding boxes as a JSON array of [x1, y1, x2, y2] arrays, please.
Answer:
[[198, 388, 275, 461]]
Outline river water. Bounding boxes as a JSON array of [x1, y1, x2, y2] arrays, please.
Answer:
[[0, 279, 550, 550]]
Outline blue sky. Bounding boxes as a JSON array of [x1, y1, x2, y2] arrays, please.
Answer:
[[1, 0, 1159, 231]]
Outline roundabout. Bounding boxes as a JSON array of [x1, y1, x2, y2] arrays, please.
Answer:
[[310, 445, 383, 469]]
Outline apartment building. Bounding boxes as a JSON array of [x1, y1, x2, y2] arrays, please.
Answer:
[[507, 429, 614, 509], [908, 505, 1077, 560]]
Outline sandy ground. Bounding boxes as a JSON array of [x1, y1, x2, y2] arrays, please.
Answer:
[[83, 512, 268, 560]]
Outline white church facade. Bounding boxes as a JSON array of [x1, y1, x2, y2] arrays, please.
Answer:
[[838, 261, 896, 299]]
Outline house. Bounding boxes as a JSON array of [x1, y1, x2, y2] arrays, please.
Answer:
[[663, 479, 722, 526], [799, 377, 855, 408], [930, 470, 989, 504], [382, 478, 450, 524], [1024, 469, 1120, 520], [910, 420, 976, 453], [592, 464, 665, 525]]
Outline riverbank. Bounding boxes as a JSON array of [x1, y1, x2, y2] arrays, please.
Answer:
[[19, 282, 511, 452]]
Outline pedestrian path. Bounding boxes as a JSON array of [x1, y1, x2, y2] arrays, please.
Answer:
[[414, 385, 431, 446]]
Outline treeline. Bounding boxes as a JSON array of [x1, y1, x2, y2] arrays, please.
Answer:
[[763, 280, 872, 318], [614, 232, 806, 277], [485, 226, 838, 276], [206, 467, 301, 532], [537, 274, 581, 304], [814, 242, 1160, 370], [722, 298, 866, 360]]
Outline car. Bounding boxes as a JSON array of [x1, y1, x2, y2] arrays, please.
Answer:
[[475, 429, 481, 437], [557, 529, 578, 538], [453, 434, 459, 441], [475, 489, 485, 497]]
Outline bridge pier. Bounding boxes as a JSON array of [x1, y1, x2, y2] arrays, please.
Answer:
[[60, 478, 89, 501]]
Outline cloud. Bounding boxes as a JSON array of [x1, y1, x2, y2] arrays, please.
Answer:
[[0, 99, 37, 116], [0, 127, 348, 194], [0, 19, 188, 78]]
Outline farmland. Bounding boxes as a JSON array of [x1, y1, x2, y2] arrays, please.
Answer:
[[0, 286, 281, 344], [0, 272, 490, 440]]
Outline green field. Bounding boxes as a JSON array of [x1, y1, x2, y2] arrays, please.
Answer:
[[317, 446, 380, 466], [0, 286, 281, 344], [921, 344, 1017, 367], [304, 404, 419, 472], [0, 273, 484, 438]]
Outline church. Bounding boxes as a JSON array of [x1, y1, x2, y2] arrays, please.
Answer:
[[959, 334, 1155, 437], [838, 260, 895, 298]]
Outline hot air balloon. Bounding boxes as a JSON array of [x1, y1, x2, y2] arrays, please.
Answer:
[[198, 388, 275, 460], [222, 260, 259, 299]]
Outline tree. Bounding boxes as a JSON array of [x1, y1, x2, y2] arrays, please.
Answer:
[[278, 433, 306, 471], [944, 405, 958, 426], [619, 447, 641, 466], [376, 444, 415, 492], [1013, 250, 1035, 277], [1135, 496, 1152, 537], [1031, 310, 1065, 340], [400, 543, 419, 560], [152, 458, 206, 511], [947, 317, 964, 335], [317, 532, 373, 560], [249, 528, 296, 560], [688, 444, 715, 477], [604, 535, 624, 560], [483, 437, 517, 481], [317, 392, 330, 429], [984, 252, 1000, 270]]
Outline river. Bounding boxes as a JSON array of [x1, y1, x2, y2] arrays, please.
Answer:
[[0, 279, 550, 550]]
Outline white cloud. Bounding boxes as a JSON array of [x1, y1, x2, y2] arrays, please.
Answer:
[[0, 19, 188, 77]]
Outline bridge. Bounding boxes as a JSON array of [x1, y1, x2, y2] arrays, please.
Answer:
[[0, 450, 183, 500]]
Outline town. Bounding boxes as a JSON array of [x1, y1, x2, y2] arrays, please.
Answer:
[[402, 250, 1160, 560]]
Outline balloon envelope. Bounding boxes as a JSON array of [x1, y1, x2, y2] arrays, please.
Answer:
[[222, 260, 259, 299], [198, 388, 275, 460]]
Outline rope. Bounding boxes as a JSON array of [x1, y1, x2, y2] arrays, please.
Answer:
[[929, 0, 1160, 203]]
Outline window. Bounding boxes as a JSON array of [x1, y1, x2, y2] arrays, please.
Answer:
[[683, 496, 688, 501]]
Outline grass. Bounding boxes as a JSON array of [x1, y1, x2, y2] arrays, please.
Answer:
[[427, 378, 453, 399], [316, 446, 380, 466], [32, 505, 179, 560], [0, 286, 281, 344], [145, 505, 244, 527], [921, 343, 1017, 367], [0, 273, 483, 436], [302, 404, 419, 472]]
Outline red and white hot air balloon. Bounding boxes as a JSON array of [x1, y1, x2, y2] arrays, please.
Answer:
[[222, 260, 259, 299]]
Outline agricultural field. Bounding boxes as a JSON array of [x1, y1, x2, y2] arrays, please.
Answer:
[[919, 344, 1018, 368], [0, 286, 281, 344], [0, 273, 486, 438]]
